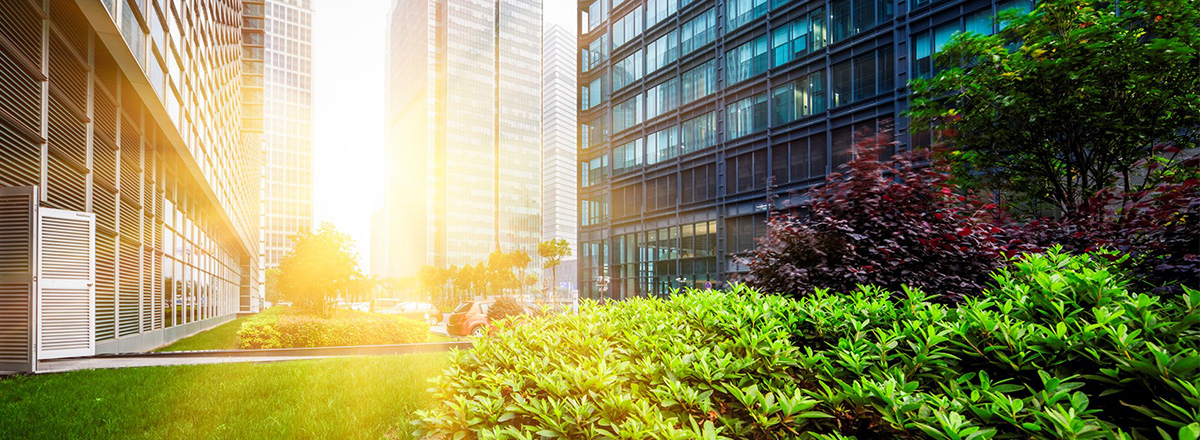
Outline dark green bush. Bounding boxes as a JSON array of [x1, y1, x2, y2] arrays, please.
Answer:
[[415, 249, 1200, 439], [237, 307, 428, 349], [487, 297, 527, 323]]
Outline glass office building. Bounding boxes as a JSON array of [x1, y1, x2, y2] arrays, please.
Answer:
[[384, 0, 544, 276], [260, 0, 314, 271], [0, 0, 262, 354], [578, 0, 1031, 299], [542, 23, 579, 288]]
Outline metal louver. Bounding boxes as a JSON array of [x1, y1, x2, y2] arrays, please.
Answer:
[[0, 187, 36, 372], [36, 207, 95, 360]]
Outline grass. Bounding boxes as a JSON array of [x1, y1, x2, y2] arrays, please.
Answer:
[[153, 314, 257, 352], [0, 353, 450, 439]]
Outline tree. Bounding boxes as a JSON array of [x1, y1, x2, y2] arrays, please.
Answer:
[[277, 223, 362, 315], [908, 0, 1200, 213], [538, 239, 572, 298], [264, 268, 281, 305]]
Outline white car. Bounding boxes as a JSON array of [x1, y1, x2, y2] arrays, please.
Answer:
[[378, 301, 442, 325]]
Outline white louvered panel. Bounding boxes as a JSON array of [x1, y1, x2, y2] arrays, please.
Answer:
[[0, 187, 35, 372], [37, 208, 95, 360]]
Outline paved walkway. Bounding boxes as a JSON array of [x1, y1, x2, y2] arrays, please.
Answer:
[[8, 339, 474, 375], [35, 355, 342, 373]]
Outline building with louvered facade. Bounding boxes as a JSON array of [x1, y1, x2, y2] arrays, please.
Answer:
[[576, 0, 1033, 299], [0, 0, 263, 357]]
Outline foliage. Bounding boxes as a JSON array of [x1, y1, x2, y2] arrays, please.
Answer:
[[264, 268, 281, 304], [0, 353, 448, 440], [485, 297, 527, 323], [415, 250, 1200, 440], [1003, 157, 1200, 293], [237, 307, 428, 349], [744, 136, 1009, 301], [908, 0, 1200, 212], [277, 223, 363, 314], [538, 238, 573, 296]]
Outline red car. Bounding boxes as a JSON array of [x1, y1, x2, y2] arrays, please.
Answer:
[[446, 301, 491, 337]]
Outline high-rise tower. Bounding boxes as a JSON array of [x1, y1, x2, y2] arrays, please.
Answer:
[[384, 0, 544, 276]]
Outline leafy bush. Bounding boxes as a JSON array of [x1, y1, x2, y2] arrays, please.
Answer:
[[744, 137, 1009, 301], [237, 308, 428, 349], [486, 297, 527, 322], [415, 249, 1200, 440]]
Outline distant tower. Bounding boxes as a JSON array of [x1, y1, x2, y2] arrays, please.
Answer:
[[384, 0, 544, 276], [542, 24, 578, 254], [260, 0, 315, 271]]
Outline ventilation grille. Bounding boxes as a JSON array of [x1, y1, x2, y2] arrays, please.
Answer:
[[95, 231, 115, 341], [38, 287, 90, 351], [0, 190, 33, 365], [40, 217, 90, 280], [0, 116, 40, 189], [117, 239, 140, 337]]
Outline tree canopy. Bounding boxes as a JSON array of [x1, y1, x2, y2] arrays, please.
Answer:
[[276, 223, 362, 314], [909, 0, 1200, 213]]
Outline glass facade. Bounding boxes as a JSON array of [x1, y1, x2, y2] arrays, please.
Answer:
[[578, 0, 1030, 299], [385, 0, 543, 276]]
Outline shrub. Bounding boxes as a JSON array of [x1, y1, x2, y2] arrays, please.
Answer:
[[237, 308, 428, 349], [486, 297, 526, 322], [415, 249, 1200, 439], [744, 136, 1009, 302]]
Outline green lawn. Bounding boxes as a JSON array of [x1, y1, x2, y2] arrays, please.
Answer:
[[0, 353, 448, 439], [154, 314, 257, 352]]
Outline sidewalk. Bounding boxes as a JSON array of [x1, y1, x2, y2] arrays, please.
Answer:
[[17, 340, 473, 374]]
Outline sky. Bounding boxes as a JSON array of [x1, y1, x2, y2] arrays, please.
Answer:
[[311, 1, 575, 267]]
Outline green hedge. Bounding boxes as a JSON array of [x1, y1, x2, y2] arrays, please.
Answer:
[[237, 307, 429, 349], [414, 249, 1200, 439]]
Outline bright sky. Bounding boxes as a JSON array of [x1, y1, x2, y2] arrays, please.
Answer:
[[311, 1, 575, 267]]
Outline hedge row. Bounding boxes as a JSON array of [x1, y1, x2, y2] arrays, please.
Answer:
[[237, 308, 428, 349], [415, 249, 1200, 440]]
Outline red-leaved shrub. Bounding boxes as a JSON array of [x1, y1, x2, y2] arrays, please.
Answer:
[[743, 132, 1010, 302]]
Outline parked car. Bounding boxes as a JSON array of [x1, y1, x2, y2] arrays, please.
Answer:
[[379, 302, 442, 325], [446, 301, 492, 337], [447, 300, 535, 337]]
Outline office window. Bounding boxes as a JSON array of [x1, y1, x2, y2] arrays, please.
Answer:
[[965, 9, 993, 35], [581, 76, 605, 110], [582, 155, 610, 187], [646, 77, 679, 120], [582, 117, 609, 149], [646, 125, 680, 164], [727, 150, 768, 194], [613, 139, 645, 173], [831, 61, 851, 107], [681, 164, 716, 204], [878, 46, 894, 94], [582, 194, 610, 226], [614, 94, 644, 133], [588, 34, 609, 70], [587, 0, 607, 32], [646, 0, 678, 29], [853, 52, 876, 100], [727, 92, 769, 139], [681, 111, 718, 154], [809, 131, 828, 178], [771, 69, 825, 126], [681, 59, 717, 104], [913, 31, 931, 78], [613, 6, 644, 48], [728, 0, 769, 31], [832, 0, 891, 43], [613, 184, 643, 219], [680, 8, 716, 55], [832, 0, 852, 42], [613, 50, 644, 91], [772, 16, 808, 67], [646, 32, 679, 73], [726, 35, 769, 84]]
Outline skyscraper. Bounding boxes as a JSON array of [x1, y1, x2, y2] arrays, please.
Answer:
[[0, 0, 263, 362], [260, 0, 314, 271], [541, 23, 579, 291], [384, 0, 544, 276], [542, 24, 579, 254], [577, 0, 1032, 299]]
